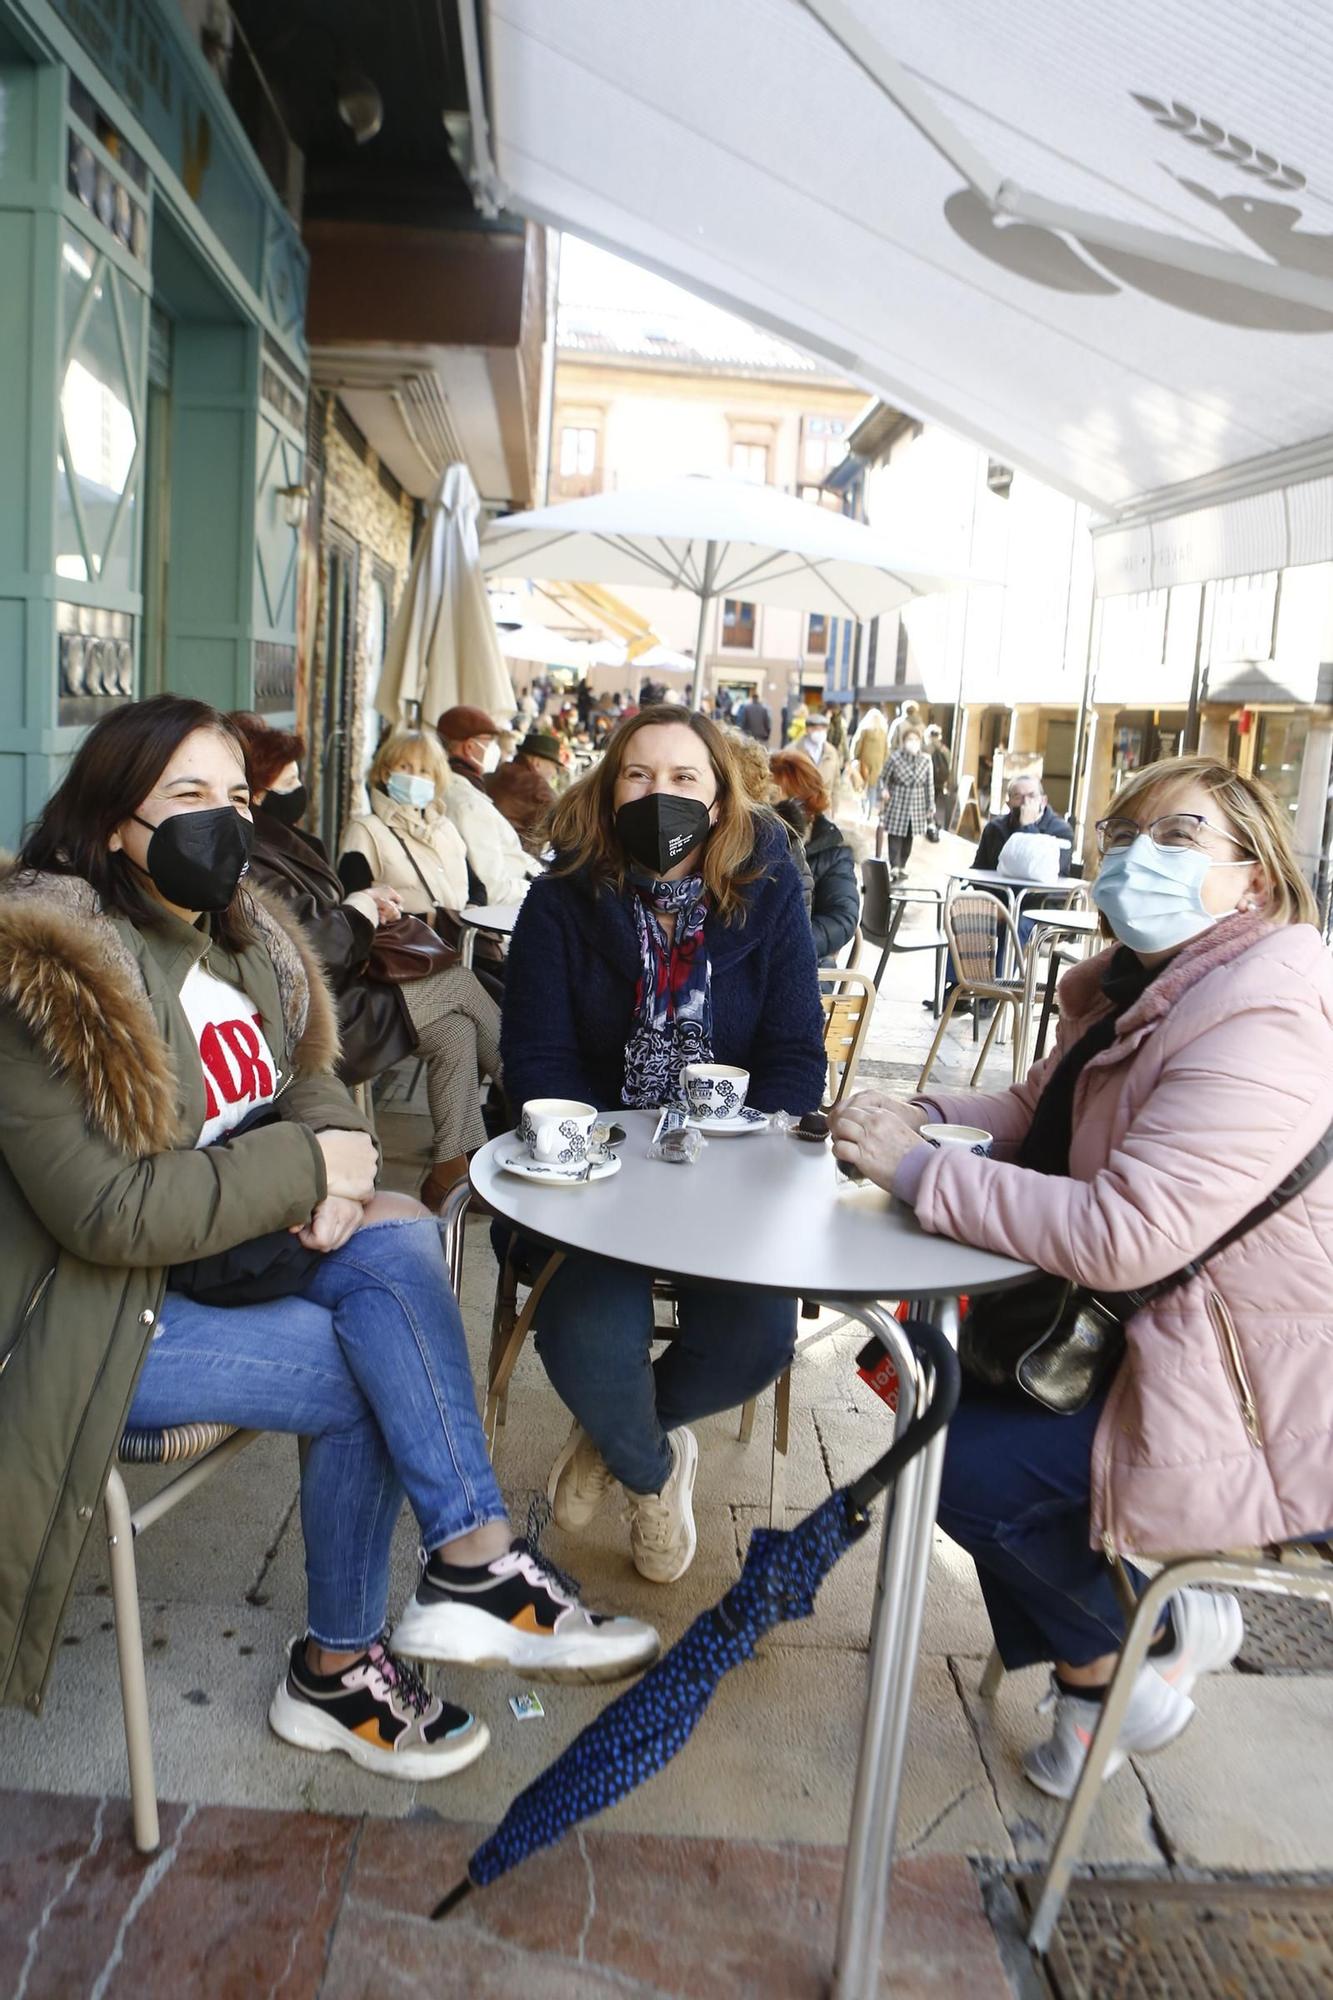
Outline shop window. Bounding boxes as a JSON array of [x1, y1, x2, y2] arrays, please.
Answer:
[[1254, 711, 1309, 825], [55, 227, 143, 592], [730, 439, 769, 484], [807, 612, 828, 656], [723, 599, 756, 649], [560, 425, 598, 479]]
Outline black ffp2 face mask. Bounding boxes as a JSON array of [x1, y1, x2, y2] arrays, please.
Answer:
[[131, 806, 254, 912], [261, 782, 308, 828], [615, 793, 713, 877]]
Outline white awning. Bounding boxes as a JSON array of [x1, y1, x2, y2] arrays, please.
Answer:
[[470, 0, 1333, 586]]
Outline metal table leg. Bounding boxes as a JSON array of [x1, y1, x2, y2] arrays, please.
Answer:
[[829, 1296, 957, 2000], [460, 925, 477, 969]]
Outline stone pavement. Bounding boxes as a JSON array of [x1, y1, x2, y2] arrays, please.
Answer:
[[3, 821, 1331, 1998]]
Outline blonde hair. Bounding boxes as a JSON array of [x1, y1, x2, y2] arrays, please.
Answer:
[[549, 704, 769, 921], [1106, 755, 1317, 928], [726, 728, 780, 808], [370, 725, 449, 797]]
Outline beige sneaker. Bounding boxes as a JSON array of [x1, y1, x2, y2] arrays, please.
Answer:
[[627, 1427, 699, 1584], [547, 1423, 620, 1532]]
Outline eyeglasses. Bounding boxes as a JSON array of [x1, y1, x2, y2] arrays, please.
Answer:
[[1095, 812, 1253, 858]]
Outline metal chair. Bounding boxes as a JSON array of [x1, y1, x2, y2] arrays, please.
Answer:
[[917, 893, 1028, 1090], [979, 1541, 1333, 1955], [818, 966, 877, 1110], [859, 860, 948, 1012], [107, 1422, 262, 1853]]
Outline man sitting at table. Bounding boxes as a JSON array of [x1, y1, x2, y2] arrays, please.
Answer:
[[929, 774, 1074, 1016]]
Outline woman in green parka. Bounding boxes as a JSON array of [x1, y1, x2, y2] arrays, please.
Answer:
[[0, 697, 655, 1772]]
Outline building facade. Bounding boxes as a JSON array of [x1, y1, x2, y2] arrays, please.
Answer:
[[0, 0, 310, 847], [551, 298, 863, 714], [838, 402, 1333, 883]]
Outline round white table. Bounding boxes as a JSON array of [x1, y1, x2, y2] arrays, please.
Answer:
[[1018, 907, 1103, 1071], [456, 902, 524, 968], [470, 1112, 1032, 1999]]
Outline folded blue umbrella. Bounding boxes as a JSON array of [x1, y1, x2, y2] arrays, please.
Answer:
[[433, 1318, 959, 1921]]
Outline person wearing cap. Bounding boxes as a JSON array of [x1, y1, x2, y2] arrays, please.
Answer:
[[798, 708, 842, 795], [436, 703, 542, 906], [487, 730, 562, 856]]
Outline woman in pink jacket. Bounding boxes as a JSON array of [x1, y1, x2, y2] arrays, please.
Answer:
[[831, 757, 1333, 1797]]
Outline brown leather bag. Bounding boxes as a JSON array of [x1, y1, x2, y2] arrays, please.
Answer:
[[365, 914, 457, 983]]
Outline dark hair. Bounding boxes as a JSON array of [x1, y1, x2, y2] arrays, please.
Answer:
[[227, 710, 307, 793], [18, 694, 256, 948]]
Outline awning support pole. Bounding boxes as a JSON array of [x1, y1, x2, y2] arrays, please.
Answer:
[[691, 543, 719, 710]]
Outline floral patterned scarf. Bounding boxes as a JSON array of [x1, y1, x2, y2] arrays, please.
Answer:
[[621, 871, 713, 1107]]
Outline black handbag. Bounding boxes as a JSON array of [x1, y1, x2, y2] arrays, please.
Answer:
[[168, 1104, 322, 1307], [961, 1120, 1333, 1414]]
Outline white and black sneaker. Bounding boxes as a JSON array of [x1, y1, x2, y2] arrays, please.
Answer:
[[393, 1539, 660, 1684], [268, 1634, 488, 1781]]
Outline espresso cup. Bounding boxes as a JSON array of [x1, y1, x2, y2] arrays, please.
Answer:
[[922, 1123, 993, 1158], [681, 1063, 750, 1120], [518, 1097, 598, 1165]]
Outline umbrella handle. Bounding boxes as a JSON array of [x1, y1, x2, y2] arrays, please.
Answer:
[[432, 1877, 474, 1921], [844, 1316, 960, 1518]]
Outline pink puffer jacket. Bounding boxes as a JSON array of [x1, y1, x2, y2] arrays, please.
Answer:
[[915, 912, 1333, 1556]]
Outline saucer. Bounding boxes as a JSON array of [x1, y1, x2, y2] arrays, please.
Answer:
[[683, 1105, 769, 1136], [498, 1149, 622, 1188]]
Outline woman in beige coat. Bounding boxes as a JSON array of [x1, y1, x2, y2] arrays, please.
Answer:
[[340, 727, 471, 918]]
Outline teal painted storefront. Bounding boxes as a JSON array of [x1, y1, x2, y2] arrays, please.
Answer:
[[0, 0, 308, 845]]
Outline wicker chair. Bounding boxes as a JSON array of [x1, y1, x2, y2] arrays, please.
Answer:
[[818, 966, 876, 1110], [917, 893, 1028, 1091], [107, 1422, 261, 1852], [982, 1540, 1333, 1955]]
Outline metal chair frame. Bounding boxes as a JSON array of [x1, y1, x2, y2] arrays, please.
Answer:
[[107, 1423, 262, 1853], [917, 893, 1028, 1092], [978, 1540, 1333, 1955], [818, 965, 877, 1111], [859, 863, 948, 1013]]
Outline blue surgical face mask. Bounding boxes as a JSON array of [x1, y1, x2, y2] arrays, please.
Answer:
[[1092, 835, 1251, 955], [386, 771, 435, 811]]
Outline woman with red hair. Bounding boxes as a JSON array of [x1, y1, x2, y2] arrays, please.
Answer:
[[770, 749, 859, 964]]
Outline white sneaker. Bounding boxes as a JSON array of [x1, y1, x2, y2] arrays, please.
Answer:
[[1022, 1664, 1195, 1799], [627, 1427, 699, 1584], [547, 1423, 620, 1532], [1150, 1587, 1244, 1699]]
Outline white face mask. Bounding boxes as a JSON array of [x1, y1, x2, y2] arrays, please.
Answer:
[[480, 740, 502, 775], [1092, 835, 1252, 955]]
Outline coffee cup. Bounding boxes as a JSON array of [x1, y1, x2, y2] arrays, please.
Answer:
[[518, 1098, 598, 1165], [681, 1063, 750, 1121], [922, 1123, 993, 1157]]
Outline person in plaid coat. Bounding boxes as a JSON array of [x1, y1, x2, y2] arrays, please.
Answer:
[[878, 727, 935, 877]]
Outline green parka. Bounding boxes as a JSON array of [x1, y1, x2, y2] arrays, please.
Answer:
[[0, 862, 375, 1714]]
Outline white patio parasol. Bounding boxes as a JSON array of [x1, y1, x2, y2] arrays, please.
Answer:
[[377, 464, 514, 726], [498, 621, 605, 669], [481, 474, 982, 708]]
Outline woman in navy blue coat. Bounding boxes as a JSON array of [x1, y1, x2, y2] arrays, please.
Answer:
[[501, 707, 827, 1584]]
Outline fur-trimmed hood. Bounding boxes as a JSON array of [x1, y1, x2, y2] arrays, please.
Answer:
[[0, 860, 341, 1157]]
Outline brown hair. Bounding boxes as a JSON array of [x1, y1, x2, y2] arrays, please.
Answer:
[[549, 704, 767, 921], [770, 747, 830, 818], [227, 710, 306, 795], [726, 728, 780, 809], [18, 694, 256, 948], [1104, 755, 1318, 928]]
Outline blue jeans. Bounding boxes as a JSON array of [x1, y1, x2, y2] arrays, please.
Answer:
[[520, 1241, 798, 1493], [936, 1386, 1138, 1670], [941, 913, 1037, 1001], [127, 1217, 506, 1651]]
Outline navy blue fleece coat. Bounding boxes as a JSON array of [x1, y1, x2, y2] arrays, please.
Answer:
[[502, 825, 827, 1115]]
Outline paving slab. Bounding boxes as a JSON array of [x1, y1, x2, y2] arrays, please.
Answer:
[[331, 1822, 1011, 2000], [1135, 1672, 1333, 1871]]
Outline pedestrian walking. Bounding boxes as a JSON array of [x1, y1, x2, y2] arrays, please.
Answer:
[[878, 725, 935, 876], [735, 692, 773, 744], [851, 704, 888, 815]]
